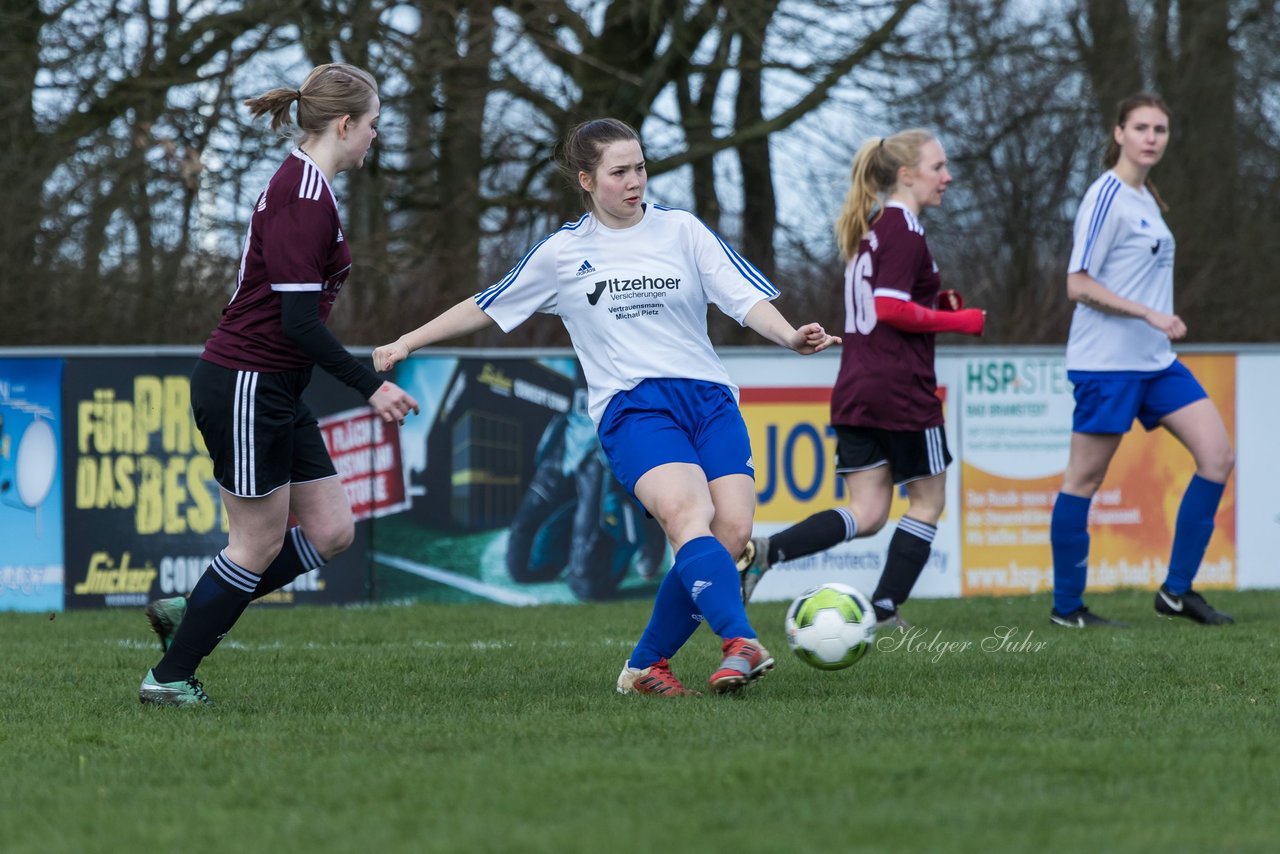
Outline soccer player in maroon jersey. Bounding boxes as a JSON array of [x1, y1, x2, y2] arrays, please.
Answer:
[[736, 130, 984, 627], [138, 63, 419, 706]]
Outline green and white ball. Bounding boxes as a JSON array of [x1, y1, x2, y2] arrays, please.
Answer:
[[784, 583, 877, 670]]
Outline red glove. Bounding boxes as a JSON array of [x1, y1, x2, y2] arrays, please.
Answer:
[[938, 290, 963, 311]]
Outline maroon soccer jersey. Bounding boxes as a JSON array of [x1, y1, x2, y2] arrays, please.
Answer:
[[202, 150, 352, 371], [830, 204, 944, 431]]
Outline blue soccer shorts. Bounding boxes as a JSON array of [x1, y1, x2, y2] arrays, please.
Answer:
[[1068, 359, 1208, 434], [597, 378, 754, 498]]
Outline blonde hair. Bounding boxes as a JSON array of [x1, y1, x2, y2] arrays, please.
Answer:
[[243, 63, 379, 142], [834, 129, 936, 261]]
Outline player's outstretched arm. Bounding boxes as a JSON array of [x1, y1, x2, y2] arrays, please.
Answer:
[[1066, 271, 1185, 339], [373, 298, 497, 372], [743, 300, 840, 355], [874, 297, 985, 336]]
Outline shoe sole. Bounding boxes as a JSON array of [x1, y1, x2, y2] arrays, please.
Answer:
[[139, 690, 210, 708], [709, 656, 775, 694], [1155, 609, 1233, 625], [144, 603, 180, 652]]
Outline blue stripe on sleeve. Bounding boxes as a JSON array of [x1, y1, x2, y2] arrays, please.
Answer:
[[474, 214, 588, 309], [654, 204, 780, 298], [1080, 176, 1121, 270]]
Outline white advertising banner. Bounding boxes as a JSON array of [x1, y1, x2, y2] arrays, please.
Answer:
[[724, 346, 1268, 600], [1235, 354, 1280, 589]]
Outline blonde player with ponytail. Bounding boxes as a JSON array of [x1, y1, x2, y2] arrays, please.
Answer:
[[737, 130, 984, 627]]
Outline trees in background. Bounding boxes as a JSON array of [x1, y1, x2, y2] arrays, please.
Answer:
[[1, 0, 1275, 346], [0, 0, 307, 342], [890, 0, 1278, 343]]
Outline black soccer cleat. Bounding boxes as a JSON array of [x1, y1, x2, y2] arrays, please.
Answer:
[[1154, 585, 1234, 625], [1049, 606, 1130, 629]]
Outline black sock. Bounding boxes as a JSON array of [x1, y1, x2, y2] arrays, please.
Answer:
[[152, 551, 259, 683], [768, 508, 858, 565], [872, 517, 936, 620], [252, 527, 327, 600]]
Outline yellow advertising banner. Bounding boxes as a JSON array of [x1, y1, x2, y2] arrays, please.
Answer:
[[740, 386, 909, 524], [733, 372, 963, 602], [959, 354, 1236, 596]]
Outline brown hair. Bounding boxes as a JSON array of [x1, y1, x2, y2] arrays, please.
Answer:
[[1103, 91, 1170, 212], [834, 129, 935, 261], [557, 118, 643, 210], [244, 63, 379, 142]]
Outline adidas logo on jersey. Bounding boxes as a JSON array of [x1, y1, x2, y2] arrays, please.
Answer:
[[576, 259, 596, 277], [690, 580, 712, 601], [1139, 218, 1150, 228]]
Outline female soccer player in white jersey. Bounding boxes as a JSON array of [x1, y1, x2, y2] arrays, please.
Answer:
[[138, 64, 420, 706], [1049, 92, 1234, 628], [735, 130, 986, 627], [374, 118, 839, 696]]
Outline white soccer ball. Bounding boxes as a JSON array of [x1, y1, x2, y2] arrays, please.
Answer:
[[784, 583, 877, 671]]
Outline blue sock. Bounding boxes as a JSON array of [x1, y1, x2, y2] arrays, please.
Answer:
[[1165, 474, 1226, 595], [628, 567, 702, 669], [672, 536, 754, 640], [1050, 493, 1091, 615]]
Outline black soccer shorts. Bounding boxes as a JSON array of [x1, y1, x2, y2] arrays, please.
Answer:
[[190, 359, 337, 497], [833, 423, 952, 485]]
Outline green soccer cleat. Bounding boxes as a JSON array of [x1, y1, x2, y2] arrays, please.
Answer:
[[139, 670, 213, 707], [736, 536, 772, 603], [144, 596, 187, 652]]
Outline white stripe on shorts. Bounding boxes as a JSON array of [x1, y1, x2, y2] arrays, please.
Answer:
[[233, 370, 259, 495], [924, 426, 944, 475]]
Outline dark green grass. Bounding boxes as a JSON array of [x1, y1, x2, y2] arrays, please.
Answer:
[[2, 590, 1276, 853]]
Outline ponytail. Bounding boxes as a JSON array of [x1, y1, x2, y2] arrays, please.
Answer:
[[834, 129, 935, 261]]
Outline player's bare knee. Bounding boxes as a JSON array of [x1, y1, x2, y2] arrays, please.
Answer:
[[1199, 444, 1235, 483], [848, 498, 890, 536], [308, 519, 355, 559], [651, 498, 713, 546], [715, 521, 752, 560]]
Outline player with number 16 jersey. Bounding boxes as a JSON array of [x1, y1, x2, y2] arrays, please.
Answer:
[[832, 201, 955, 431], [734, 130, 984, 628]]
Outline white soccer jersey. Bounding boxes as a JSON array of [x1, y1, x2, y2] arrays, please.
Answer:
[[1065, 170, 1177, 372], [476, 204, 779, 424]]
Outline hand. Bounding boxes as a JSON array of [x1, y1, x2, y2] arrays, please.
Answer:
[[793, 322, 842, 355], [1145, 310, 1186, 340], [368, 381, 420, 426], [957, 308, 986, 337], [938, 290, 963, 311], [372, 339, 410, 372]]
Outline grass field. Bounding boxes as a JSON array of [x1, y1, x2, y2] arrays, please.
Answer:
[[2, 589, 1276, 853]]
